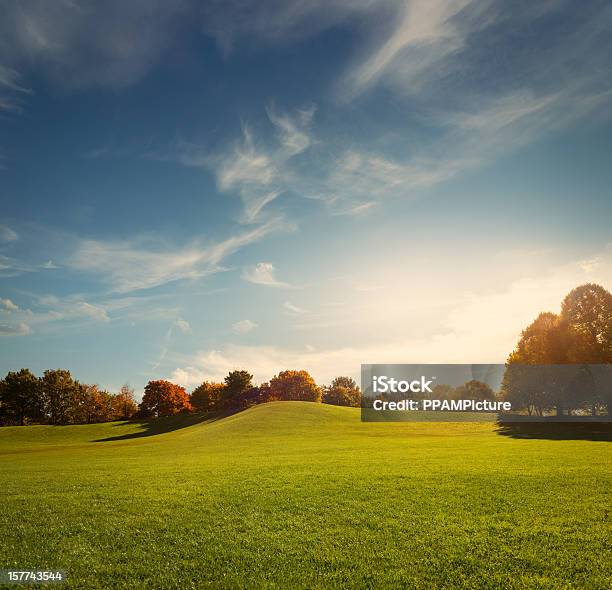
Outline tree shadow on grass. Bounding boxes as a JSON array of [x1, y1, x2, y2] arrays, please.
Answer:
[[93, 412, 227, 442], [495, 420, 612, 441]]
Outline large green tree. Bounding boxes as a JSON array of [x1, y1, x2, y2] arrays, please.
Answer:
[[0, 369, 42, 425], [222, 370, 253, 407], [39, 369, 81, 425]]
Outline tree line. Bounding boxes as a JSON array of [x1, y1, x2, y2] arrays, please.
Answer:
[[0, 369, 139, 426], [0, 367, 360, 426]]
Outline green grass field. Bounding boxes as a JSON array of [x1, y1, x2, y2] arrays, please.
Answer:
[[1, 402, 611, 589]]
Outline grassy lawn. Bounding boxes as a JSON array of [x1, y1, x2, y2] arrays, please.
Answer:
[[1, 402, 610, 589]]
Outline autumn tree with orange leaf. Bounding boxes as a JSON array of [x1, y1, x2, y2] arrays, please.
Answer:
[[268, 370, 322, 402], [140, 380, 192, 417]]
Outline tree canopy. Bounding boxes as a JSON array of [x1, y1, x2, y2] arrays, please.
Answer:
[[0, 369, 41, 426], [268, 370, 321, 402], [140, 380, 192, 418]]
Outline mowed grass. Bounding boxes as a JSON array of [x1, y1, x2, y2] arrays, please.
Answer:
[[1, 402, 610, 589]]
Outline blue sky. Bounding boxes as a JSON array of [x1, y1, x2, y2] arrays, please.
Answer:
[[1, 0, 612, 394]]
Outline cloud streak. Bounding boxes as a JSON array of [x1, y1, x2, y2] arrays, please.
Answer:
[[0, 225, 18, 242], [283, 301, 306, 315], [69, 217, 292, 293], [342, 0, 477, 100], [0, 322, 32, 337]]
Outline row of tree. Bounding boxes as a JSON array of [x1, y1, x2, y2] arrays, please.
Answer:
[[141, 371, 360, 418], [0, 369, 138, 426], [0, 368, 360, 426], [502, 283, 612, 416]]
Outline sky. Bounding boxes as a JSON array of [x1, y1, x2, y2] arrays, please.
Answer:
[[1, 0, 612, 395]]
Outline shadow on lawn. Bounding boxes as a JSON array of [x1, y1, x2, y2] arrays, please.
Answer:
[[495, 420, 612, 441], [93, 411, 228, 442]]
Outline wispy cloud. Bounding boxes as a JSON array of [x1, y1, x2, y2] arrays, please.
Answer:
[[0, 65, 31, 113], [74, 302, 110, 323], [283, 301, 306, 315], [152, 325, 174, 371], [210, 43, 612, 218], [35, 295, 110, 324], [267, 104, 316, 156], [341, 0, 478, 100], [0, 255, 33, 278], [213, 107, 315, 223], [0, 225, 18, 242], [0, 65, 30, 94], [151, 317, 193, 370], [174, 317, 192, 334], [315, 0, 612, 211], [232, 319, 257, 334], [69, 217, 292, 293], [7, 1, 605, 221], [217, 124, 277, 190], [164, 106, 316, 224], [200, 0, 377, 55], [0, 322, 32, 337], [242, 262, 292, 288]]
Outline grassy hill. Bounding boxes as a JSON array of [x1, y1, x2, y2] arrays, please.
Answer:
[[1, 402, 610, 589]]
